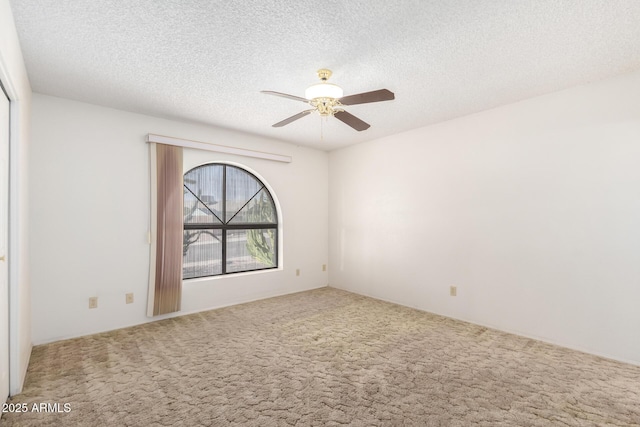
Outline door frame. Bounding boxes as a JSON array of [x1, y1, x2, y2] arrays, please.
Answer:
[[0, 79, 9, 402], [0, 63, 24, 396]]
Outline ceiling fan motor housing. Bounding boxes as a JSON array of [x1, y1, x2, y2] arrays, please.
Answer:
[[311, 97, 341, 116]]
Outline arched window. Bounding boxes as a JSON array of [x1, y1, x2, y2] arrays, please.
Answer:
[[183, 163, 278, 279]]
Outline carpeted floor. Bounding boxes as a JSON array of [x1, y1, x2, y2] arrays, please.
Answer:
[[2, 287, 640, 426]]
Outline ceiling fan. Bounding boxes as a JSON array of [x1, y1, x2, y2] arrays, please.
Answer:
[[261, 69, 394, 131]]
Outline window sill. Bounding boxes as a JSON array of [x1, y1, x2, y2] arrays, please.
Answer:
[[183, 266, 283, 283]]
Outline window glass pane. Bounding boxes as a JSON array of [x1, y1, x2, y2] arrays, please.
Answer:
[[184, 195, 222, 224], [226, 228, 276, 273], [225, 166, 262, 223], [183, 163, 279, 279], [184, 165, 223, 223], [183, 229, 222, 279], [228, 189, 277, 224]]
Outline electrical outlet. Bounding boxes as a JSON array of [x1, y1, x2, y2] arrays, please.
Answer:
[[296, 269, 300, 276], [450, 286, 457, 297], [89, 297, 98, 309], [126, 293, 134, 304], [322, 264, 327, 272]]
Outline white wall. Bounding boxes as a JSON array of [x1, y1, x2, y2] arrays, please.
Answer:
[[329, 70, 640, 365], [30, 94, 328, 344], [0, 0, 32, 394]]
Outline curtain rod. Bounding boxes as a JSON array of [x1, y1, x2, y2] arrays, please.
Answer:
[[146, 133, 292, 163]]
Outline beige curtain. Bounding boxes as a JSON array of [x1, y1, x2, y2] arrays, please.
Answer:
[[149, 143, 183, 316]]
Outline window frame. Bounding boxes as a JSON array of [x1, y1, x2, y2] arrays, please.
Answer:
[[183, 163, 279, 279]]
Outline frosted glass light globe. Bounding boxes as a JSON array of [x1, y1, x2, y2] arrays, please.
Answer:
[[305, 83, 343, 100]]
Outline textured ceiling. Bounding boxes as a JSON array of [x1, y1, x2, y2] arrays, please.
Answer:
[[9, 0, 640, 151]]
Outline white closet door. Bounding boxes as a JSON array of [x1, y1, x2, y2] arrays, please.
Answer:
[[0, 86, 9, 402]]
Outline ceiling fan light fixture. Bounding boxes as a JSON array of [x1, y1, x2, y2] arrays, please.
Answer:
[[305, 82, 343, 100]]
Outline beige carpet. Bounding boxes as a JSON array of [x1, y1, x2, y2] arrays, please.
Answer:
[[2, 287, 640, 426]]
